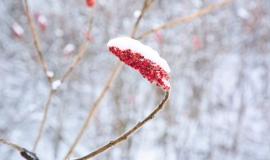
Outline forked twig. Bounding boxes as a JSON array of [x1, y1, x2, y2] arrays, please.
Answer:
[[137, 0, 234, 39], [0, 138, 39, 160], [75, 92, 170, 160], [130, 0, 155, 37], [63, 1, 155, 159], [28, 10, 93, 151], [64, 62, 123, 160], [23, 0, 54, 151]]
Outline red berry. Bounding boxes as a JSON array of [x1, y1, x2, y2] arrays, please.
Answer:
[[37, 14, 48, 32], [86, 0, 95, 7], [109, 47, 170, 91], [154, 31, 164, 45], [192, 35, 203, 50]]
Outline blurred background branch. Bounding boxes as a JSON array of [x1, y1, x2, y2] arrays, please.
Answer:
[[75, 92, 170, 160], [137, 0, 234, 39]]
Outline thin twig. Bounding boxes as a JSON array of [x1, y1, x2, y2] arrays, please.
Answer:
[[63, 1, 155, 159], [61, 16, 94, 83], [23, 0, 54, 151], [75, 92, 170, 160], [60, 42, 89, 83], [23, 0, 52, 83], [130, 0, 155, 37], [65, 69, 123, 160], [0, 138, 23, 152], [64, 62, 123, 160], [31, 15, 93, 151], [32, 89, 55, 151], [0, 138, 39, 160], [137, 0, 233, 39]]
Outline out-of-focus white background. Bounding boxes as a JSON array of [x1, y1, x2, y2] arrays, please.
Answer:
[[0, 0, 270, 160]]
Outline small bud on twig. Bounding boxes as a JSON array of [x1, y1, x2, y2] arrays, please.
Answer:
[[20, 148, 39, 160]]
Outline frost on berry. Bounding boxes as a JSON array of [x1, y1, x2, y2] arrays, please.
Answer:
[[11, 22, 24, 39], [107, 37, 171, 91], [52, 80, 62, 90], [36, 14, 48, 32]]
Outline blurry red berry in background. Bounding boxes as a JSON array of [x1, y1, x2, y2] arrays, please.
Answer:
[[37, 14, 48, 32], [154, 31, 164, 45], [11, 22, 24, 39], [86, 0, 96, 8], [192, 35, 203, 50], [34, 13, 48, 32]]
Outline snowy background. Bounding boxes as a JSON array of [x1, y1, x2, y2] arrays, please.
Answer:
[[1, 0, 270, 160]]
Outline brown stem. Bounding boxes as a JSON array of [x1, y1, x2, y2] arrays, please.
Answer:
[[31, 14, 93, 152], [32, 89, 55, 151], [60, 42, 89, 83], [64, 62, 124, 160], [130, 0, 155, 38], [61, 16, 93, 83], [137, 0, 234, 39], [0, 138, 39, 160], [0, 138, 23, 152], [63, 1, 155, 159], [23, 0, 52, 83], [75, 91, 170, 160]]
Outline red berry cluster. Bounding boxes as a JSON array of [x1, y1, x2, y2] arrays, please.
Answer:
[[109, 47, 170, 91]]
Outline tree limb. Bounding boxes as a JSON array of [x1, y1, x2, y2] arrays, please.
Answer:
[[63, 0, 155, 159], [137, 0, 234, 39], [0, 138, 39, 160], [74, 92, 170, 160]]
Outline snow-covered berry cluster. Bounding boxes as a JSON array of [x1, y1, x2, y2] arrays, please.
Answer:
[[107, 37, 171, 91]]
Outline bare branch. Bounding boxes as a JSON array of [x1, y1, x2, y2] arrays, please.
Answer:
[[64, 62, 123, 160], [137, 0, 234, 39], [61, 16, 93, 83], [23, 0, 52, 83], [130, 0, 155, 38], [32, 89, 55, 151], [74, 92, 170, 160], [63, 1, 155, 159], [61, 42, 89, 83], [0, 138, 39, 160], [31, 15, 93, 152]]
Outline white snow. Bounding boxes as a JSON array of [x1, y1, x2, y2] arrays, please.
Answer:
[[12, 23, 24, 35], [46, 71, 54, 78], [133, 10, 141, 18], [63, 43, 75, 54], [37, 15, 48, 25], [237, 8, 250, 19], [107, 37, 171, 73], [51, 80, 61, 90], [55, 28, 64, 37]]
